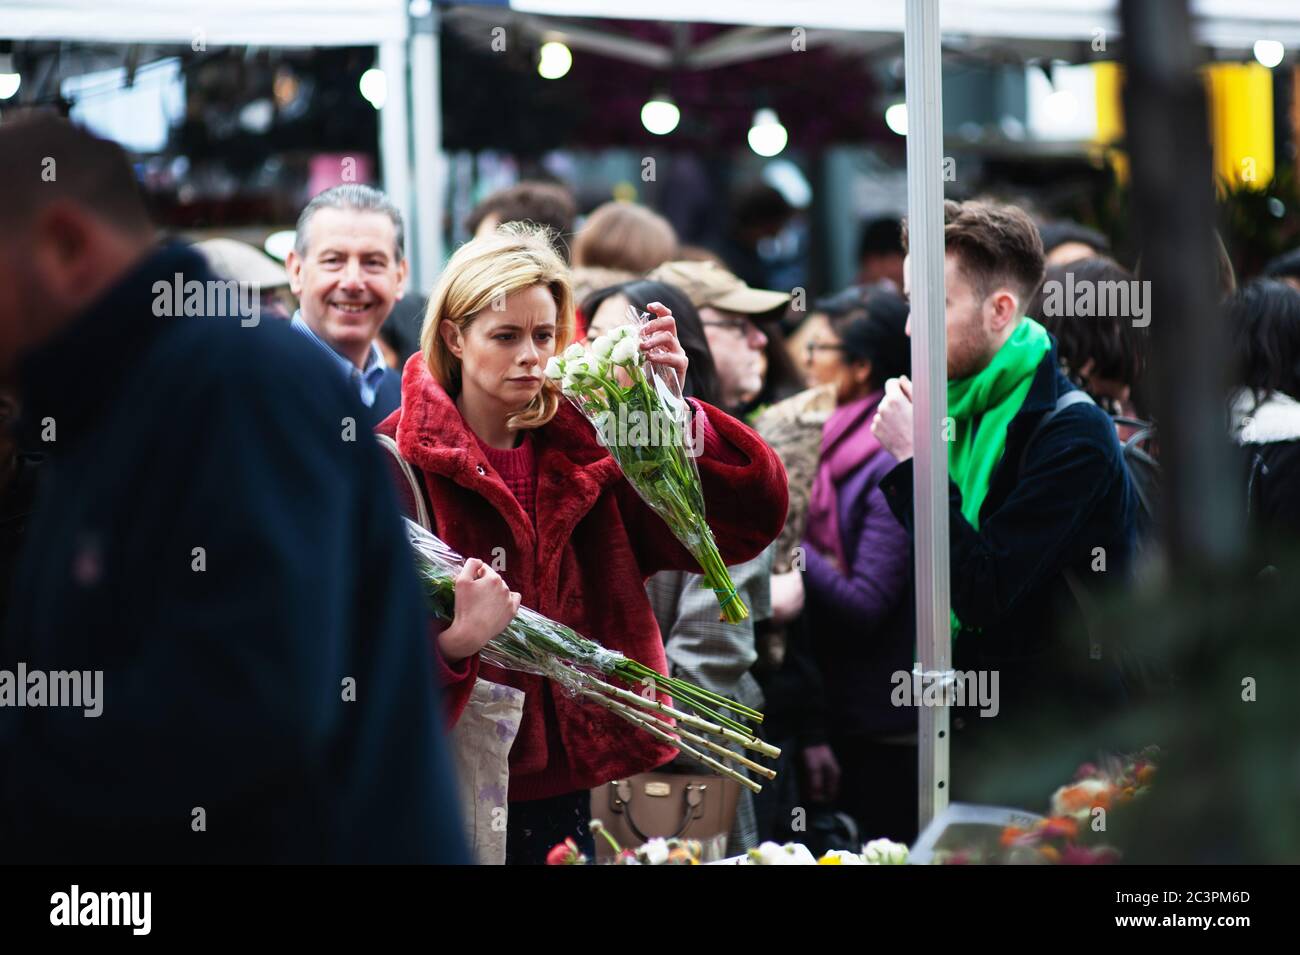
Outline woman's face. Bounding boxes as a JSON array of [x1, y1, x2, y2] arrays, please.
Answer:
[[442, 284, 558, 412], [804, 314, 847, 388], [586, 293, 630, 341], [805, 316, 873, 403]]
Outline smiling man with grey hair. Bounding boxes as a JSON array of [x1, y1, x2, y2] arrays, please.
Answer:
[[286, 184, 410, 422]]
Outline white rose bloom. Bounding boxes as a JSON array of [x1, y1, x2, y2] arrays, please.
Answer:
[[563, 342, 586, 360], [640, 838, 670, 866], [611, 337, 640, 366], [862, 838, 909, 865], [569, 358, 593, 378], [782, 843, 818, 865], [610, 324, 639, 343], [561, 374, 577, 397], [748, 842, 785, 865], [746, 841, 815, 865], [543, 356, 565, 380], [590, 335, 615, 359]]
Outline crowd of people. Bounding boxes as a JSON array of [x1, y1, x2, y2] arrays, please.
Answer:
[[1, 111, 1297, 864]]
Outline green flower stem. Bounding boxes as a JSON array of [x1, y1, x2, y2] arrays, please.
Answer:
[[592, 823, 624, 856], [580, 670, 782, 760], [587, 356, 748, 624], [617, 660, 764, 722], [415, 558, 770, 742], [581, 684, 774, 782], [577, 686, 763, 794]]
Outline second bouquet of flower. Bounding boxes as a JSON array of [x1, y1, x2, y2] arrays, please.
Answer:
[[544, 307, 749, 623], [406, 520, 779, 793]]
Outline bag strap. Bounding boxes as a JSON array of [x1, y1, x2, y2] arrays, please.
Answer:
[[1018, 388, 1096, 475], [1017, 388, 1103, 661], [609, 779, 707, 842], [375, 432, 433, 533]]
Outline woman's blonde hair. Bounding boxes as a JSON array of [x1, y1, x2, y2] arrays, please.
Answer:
[[571, 201, 678, 273], [421, 223, 576, 431]]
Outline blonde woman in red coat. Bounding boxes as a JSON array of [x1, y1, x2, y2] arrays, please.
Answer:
[[377, 225, 788, 864]]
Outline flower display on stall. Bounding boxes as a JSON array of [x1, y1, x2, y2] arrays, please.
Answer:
[[736, 839, 909, 865], [404, 520, 780, 793], [581, 821, 704, 865], [545, 309, 749, 623], [935, 746, 1160, 865], [553, 752, 1156, 866]]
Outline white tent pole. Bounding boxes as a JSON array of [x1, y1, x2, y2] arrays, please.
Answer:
[[379, 38, 414, 277], [903, 0, 952, 831], [409, 2, 444, 291]]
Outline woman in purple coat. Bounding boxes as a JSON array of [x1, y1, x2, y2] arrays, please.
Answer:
[[800, 287, 917, 843]]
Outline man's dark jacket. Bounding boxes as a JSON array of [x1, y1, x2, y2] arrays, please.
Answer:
[[0, 242, 468, 863], [880, 343, 1137, 739]]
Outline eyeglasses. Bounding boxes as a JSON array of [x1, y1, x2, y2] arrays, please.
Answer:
[[805, 342, 845, 359], [702, 317, 766, 343]]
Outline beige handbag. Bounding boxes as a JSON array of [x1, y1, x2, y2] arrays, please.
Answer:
[[591, 772, 741, 862], [377, 433, 524, 865]]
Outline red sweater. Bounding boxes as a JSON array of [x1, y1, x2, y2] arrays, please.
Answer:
[[473, 432, 538, 526], [378, 355, 788, 801], [416, 436, 539, 691]]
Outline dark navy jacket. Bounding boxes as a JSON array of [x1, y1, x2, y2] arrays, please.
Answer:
[[0, 242, 467, 863], [880, 344, 1137, 732]]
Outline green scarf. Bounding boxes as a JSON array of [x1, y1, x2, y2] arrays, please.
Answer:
[[946, 317, 1051, 633]]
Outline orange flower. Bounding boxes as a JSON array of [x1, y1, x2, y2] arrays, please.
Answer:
[[1051, 780, 1114, 818], [1038, 816, 1079, 840], [1137, 764, 1156, 785], [1001, 826, 1027, 847], [1039, 845, 1061, 863]]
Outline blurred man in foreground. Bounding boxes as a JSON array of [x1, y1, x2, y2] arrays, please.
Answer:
[[0, 113, 466, 863]]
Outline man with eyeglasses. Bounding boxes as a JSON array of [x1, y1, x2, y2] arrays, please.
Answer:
[[648, 260, 790, 414]]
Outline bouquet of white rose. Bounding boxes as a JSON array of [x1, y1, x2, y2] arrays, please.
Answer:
[[405, 519, 779, 793], [545, 307, 749, 623]]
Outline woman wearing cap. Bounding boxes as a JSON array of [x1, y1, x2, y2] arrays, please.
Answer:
[[647, 260, 800, 417], [377, 226, 788, 864], [780, 287, 917, 842]]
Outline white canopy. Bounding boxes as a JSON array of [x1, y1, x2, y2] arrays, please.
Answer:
[[507, 0, 1300, 50], [0, 0, 408, 46], [7, 0, 1300, 50]]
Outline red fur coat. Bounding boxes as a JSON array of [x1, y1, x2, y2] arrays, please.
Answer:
[[378, 354, 788, 801]]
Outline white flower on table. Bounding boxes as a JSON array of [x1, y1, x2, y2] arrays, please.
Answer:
[[862, 838, 909, 865], [819, 849, 866, 865], [746, 841, 819, 865], [639, 838, 670, 866]]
